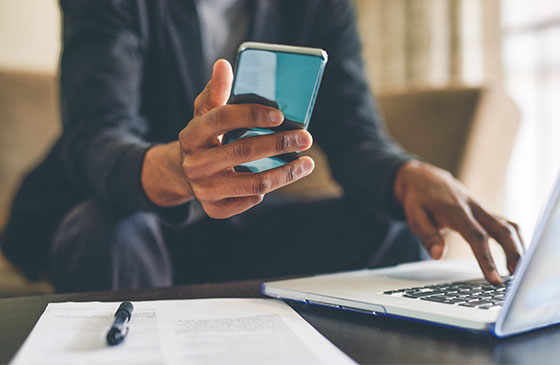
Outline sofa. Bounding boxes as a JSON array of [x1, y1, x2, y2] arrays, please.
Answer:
[[0, 70, 519, 297]]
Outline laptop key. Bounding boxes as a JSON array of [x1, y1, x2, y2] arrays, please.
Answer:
[[470, 300, 493, 306], [404, 292, 442, 298], [466, 295, 482, 300], [441, 294, 459, 299], [407, 287, 424, 291], [420, 296, 447, 303], [383, 276, 515, 298]]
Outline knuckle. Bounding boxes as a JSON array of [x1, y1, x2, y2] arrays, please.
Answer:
[[440, 169, 454, 180], [438, 201, 460, 215], [468, 229, 489, 244], [510, 250, 522, 261], [178, 129, 186, 144], [232, 142, 254, 160], [193, 94, 204, 111], [210, 107, 223, 126], [178, 128, 193, 152], [422, 233, 441, 246], [275, 133, 290, 153], [407, 218, 422, 234], [202, 205, 216, 218], [252, 177, 271, 195], [246, 195, 264, 209], [498, 223, 514, 239], [184, 166, 200, 181], [248, 104, 260, 123], [509, 221, 520, 230], [203, 205, 223, 219], [286, 165, 297, 183], [448, 203, 466, 216], [193, 184, 212, 201], [182, 158, 202, 181], [182, 159, 194, 178], [480, 252, 494, 266]]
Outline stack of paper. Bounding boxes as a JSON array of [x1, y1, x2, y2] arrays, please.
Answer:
[[11, 298, 355, 365]]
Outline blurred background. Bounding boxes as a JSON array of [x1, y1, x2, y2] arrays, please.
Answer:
[[0, 0, 558, 296]]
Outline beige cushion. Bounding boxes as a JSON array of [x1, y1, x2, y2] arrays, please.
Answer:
[[0, 71, 60, 226], [0, 71, 519, 296], [0, 70, 60, 296], [280, 86, 519, 213]]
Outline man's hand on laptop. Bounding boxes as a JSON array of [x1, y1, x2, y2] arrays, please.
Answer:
[[394, 160, 525, 284]]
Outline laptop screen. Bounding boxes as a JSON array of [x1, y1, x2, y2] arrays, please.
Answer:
[[496, 175, 560, 336]]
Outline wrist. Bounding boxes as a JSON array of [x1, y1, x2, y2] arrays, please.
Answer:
[[393, 159, 423, 204], [141, 142, 194, 207]]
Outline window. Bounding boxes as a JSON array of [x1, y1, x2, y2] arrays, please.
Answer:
[[502, 0, 560, 239]]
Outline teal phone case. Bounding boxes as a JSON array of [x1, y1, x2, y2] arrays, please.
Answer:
[[223, 43, 328, 173]]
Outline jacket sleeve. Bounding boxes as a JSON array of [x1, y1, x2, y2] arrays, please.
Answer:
[[309, 0, 413, 220], [58, 0, 190, 222]]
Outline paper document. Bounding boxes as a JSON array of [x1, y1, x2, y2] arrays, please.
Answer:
[[11, 298, 355, 365]]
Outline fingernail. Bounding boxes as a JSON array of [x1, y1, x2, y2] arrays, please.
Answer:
[[490, 271, 502, 283], [296, 132, 312, 148], [430, 245, 443, 259], [269, 110, 284, 124], [302, 158, 315, 174]]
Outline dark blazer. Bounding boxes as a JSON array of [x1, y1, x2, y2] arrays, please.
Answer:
[[1, 0, 410, 278]]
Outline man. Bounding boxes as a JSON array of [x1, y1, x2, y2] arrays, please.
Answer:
[[1, 0, 523, 292]]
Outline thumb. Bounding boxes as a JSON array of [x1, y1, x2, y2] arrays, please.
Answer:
[[406, 206, 446, 260], [194, 59, 233, 116]]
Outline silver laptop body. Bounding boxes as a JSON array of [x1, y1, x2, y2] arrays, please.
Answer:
[[262, 174, 560, 337]]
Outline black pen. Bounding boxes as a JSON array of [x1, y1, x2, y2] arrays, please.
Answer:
[[106, 301, 134, 346]]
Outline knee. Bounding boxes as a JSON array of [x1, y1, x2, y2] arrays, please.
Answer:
[[51, 200, 148, 264], [50, 200, 164, 291], [386, 222, 426, 264]]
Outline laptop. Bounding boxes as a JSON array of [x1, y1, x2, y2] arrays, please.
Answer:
[[262, 174, 560, 337]]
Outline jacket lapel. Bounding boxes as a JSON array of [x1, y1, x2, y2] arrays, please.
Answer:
[[163, 0, 284, 116], [165, 0, 205, 104]]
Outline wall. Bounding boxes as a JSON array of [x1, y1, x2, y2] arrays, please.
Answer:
[[0, 0, 61, 74]]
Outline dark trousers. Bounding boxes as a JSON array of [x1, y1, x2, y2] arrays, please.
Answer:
[[49, 196, 424, 292]]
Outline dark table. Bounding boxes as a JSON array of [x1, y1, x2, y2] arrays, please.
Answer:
[[1, 279, 558, 364]]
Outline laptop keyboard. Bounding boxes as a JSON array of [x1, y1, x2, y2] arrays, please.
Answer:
[[382, 277, 514, 310]]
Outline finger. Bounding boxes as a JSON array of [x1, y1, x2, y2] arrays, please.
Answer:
[[185, 130, 313, 179], [470, 203, 522, 274], [507, 220, 526, 254], [201, 195, 264, 219], [446, 207, 502, 283], [184, 104, 284, 147], [405, 204, 446, 259], [194, 59, 234, 116], [194, 157, 315, 200]]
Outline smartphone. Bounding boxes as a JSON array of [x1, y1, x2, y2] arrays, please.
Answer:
[[223, 42, 328, 173]]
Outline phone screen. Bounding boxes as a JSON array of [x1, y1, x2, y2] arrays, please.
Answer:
[[223, 44, 327, 173]]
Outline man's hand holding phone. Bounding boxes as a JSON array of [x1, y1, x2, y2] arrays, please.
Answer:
[[141, 60, 314, 218]]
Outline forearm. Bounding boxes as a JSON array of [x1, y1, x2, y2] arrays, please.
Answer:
[[329, 141, 413, 219], [141, 141, 194, 207]]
